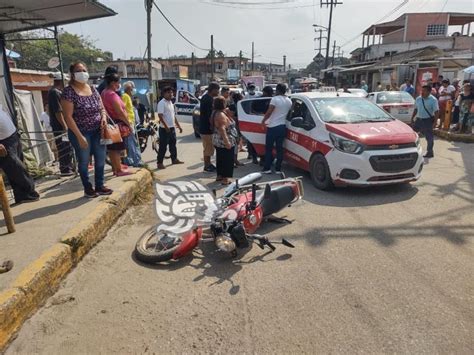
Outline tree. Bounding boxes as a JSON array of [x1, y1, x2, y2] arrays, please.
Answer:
[[206, 49, 225, 58], [6, 30, 110, 72]]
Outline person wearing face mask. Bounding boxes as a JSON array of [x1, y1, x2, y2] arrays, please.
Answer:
[[61, 61, 112, 198], [122, 81, 143, 167], [244, 83, 261, 99], [101, 74, 133, 177]]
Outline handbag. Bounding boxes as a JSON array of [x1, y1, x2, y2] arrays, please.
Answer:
[[117, 121, 132, 138], [101, 117, 122, 145]]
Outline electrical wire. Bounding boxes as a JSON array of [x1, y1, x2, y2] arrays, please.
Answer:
[[199, 0, 315, 10], [339, 0, 410, 49], [152, 0, 210, 51]]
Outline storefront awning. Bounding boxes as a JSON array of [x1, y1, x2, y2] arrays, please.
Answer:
[[0, 1, 116, 34]]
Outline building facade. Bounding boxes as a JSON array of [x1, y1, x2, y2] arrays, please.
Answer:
[[158, 56, 249, 84], [355, 12, 474, 62]]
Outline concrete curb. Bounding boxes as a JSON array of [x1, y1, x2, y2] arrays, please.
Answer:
[[434, 130, 474, 143], [0, 169, 153, 350]]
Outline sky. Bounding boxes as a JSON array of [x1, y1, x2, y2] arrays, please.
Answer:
[[64, 0, 473, 69]]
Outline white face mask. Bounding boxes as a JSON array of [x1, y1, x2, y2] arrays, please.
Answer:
[[74, 71, 89, 84]]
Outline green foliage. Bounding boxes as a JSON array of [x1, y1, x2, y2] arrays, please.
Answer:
[[206, 49, 225, 58], [7, 30, 110, 72]]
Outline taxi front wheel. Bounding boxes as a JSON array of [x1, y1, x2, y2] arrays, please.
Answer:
[[310, 154, 334, 190]]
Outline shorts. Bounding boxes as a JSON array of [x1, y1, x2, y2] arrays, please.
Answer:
[[201, 134, 215, 157]]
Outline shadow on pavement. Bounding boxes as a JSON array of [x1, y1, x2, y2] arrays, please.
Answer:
[[0, 198, 90, 226], [131, 235, 292, 295]]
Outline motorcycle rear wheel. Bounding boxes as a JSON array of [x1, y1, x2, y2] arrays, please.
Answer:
[[134, 226, 182, 263]]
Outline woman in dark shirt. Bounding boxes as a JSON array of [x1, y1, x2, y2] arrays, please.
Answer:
[[61, 61, 112, 198]]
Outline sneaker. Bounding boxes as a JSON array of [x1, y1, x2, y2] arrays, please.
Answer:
[[84, 187, 99, 198], [262, 170, 272, 174], [423, 153, 434, 158], [60, 171, 75, 177], [157, 163, 166, 169], [172, 159, 184, 165], [204, 165, 216, 173], [95, 186, 113, 195]]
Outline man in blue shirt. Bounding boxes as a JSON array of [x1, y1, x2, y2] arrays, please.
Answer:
[[405, 79, 415, 98], [411, 85, 439, 158]]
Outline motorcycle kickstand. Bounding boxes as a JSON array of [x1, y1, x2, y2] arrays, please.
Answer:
[[266, 216, 293, 224]]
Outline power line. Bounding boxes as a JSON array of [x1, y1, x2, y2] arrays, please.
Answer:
[[199, 0, 315, 10], [152, 1, 209, 51], [339, 0, 410, 49]]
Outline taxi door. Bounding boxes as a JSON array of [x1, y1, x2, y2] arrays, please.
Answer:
[[175, 90, 199, 124]]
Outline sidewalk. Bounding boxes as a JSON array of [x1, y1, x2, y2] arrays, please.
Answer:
[[434, 129, 474, 143], [0, 167, 149, 294]]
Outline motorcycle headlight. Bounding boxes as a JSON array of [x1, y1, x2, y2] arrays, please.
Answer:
[[215, 233, 236, 253], [329, 133, 364, 154], [193, 109, 200, 116]]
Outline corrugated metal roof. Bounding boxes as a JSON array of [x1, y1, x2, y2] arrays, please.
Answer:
[[0, 1, 116, 34]]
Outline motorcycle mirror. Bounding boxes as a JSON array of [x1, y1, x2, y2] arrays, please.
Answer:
[[264, 184, 272, 200], [281, 239, 295, 248]]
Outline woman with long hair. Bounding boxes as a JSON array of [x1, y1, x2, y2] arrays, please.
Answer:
[[61, 61, 112, 198], [101, 74, 132, 176], [212, 96, 236, 185]]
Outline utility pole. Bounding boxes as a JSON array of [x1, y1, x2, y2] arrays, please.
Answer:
[[331, 40, 336, 66], [239, 50, 243, 78], [321, 0, 343, 69], [53, 26, 64, 83], [210, 35, 214, 81], [251, 41, 254, 71], [146, 0, 154, 116], [191, 52, 196, 80]]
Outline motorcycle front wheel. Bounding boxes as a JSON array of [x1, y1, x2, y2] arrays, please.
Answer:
[[134, 226, 182, 263]]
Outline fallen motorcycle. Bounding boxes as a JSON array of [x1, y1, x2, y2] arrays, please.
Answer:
[[134, 173, 304, 263]]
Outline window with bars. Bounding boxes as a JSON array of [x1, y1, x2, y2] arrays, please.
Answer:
[[426, 24, 447, 36]]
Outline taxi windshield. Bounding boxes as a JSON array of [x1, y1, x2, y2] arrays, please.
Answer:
[[311, 97, 393, 123]]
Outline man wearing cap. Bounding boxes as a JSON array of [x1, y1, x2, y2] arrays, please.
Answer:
[[244, 83, 261, 99], [48, 73, 74, 176]]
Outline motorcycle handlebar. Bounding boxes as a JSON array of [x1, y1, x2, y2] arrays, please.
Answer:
[[266, 239, 276, 251]]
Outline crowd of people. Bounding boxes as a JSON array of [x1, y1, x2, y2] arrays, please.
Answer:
[[193, 81, 291, 185], [410, 77, 473, 159], [4, 58, 473, 204]]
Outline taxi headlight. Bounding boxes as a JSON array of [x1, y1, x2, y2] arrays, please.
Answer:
[[415, 136, 421, 147], [329, 133, 364, 154]]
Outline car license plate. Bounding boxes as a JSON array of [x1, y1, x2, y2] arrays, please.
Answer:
[[398, 109, 409, 114]]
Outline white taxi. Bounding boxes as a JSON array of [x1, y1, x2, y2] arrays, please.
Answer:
[[238, 92, 424, 190]]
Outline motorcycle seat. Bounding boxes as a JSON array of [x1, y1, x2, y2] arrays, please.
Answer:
[[260, 185, 295, 217]]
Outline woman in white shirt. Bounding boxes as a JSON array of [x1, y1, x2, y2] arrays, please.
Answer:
[[261, 83, 292, 174]]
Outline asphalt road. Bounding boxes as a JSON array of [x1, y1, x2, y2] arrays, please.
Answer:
[[7, 124, 474, 354]]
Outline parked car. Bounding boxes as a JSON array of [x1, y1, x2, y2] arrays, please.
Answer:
[[238, 92, 423, 190], [368, 91, 415, 124], [337, 88, 368, 98]]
